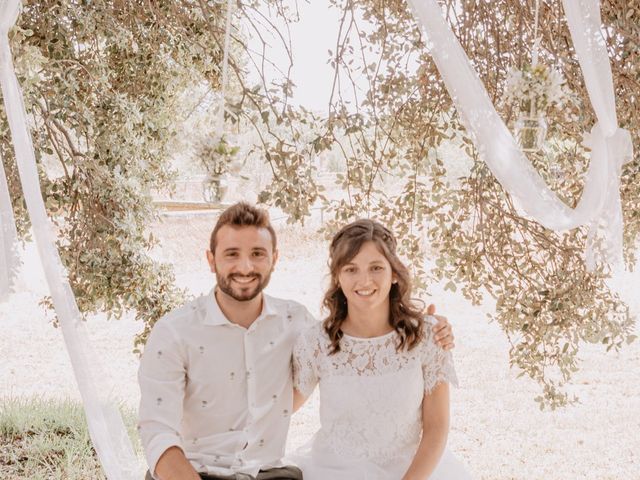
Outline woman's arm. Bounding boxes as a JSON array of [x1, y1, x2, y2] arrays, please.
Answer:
[[401, 382, 450, 480], [155, 446, 201, 480], [291, 328, 319, 413], [293, 388, 309, 413]]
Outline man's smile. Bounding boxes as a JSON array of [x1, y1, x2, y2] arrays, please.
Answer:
[[231, 275, 259, 286]]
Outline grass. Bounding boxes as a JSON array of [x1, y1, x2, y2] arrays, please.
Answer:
[[0, 397, 141, 480]]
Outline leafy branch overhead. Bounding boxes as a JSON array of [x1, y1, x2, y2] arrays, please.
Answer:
[[2, 0, 637, 407], [254, 0, 639, 408], [1, 0, 324, 350]]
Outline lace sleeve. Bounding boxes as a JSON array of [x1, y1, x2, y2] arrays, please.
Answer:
[[421, 317, 459, 394], [292, 327, 319, 397]]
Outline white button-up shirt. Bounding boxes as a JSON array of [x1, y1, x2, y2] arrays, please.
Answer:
[[138, 290, 315, 478]]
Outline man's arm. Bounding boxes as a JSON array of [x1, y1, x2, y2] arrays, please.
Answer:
[[138, 319, 196, 480], [427, 304, 455, 350]]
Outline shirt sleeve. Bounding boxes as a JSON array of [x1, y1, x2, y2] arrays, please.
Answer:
[[292, 327, 319, 397], [421, 316, 459, 394], [137, 317, 187, 477]]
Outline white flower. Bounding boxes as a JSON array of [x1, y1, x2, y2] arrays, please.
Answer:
[[504, 63, 570, 113]]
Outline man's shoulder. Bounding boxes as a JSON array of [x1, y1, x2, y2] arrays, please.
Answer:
[[264, 294, 315, 322], [300, 318, 324, 337], [154, 295, 203, 330], [294, 320, 325, 350]]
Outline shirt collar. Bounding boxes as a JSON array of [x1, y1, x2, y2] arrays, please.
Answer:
[[203, 288, 278, 326]]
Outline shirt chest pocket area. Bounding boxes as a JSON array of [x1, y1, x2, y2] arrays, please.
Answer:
[[185, 336, 246, 394]]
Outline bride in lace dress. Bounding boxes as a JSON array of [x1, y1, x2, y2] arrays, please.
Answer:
[[291, 219, 471, 480]]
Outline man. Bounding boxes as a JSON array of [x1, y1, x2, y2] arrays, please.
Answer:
[[138, 202, 455, 480]]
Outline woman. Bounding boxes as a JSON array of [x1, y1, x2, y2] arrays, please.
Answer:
[[291, 219, 471, 479]]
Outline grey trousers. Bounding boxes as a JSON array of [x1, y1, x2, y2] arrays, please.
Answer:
[[145, 465, 303, 480]]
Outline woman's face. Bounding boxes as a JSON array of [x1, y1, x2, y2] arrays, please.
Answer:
[[337, 240, 395, 314]]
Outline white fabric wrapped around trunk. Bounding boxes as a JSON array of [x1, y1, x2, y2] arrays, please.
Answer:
[[0, 1, 141, 478], [407, 0, 633, 268]]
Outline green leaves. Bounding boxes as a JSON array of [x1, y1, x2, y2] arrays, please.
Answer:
[[444, 281, 457, 292], [3, 0, 636, 411], [0, 0, 221, 344], [294, 0, 639, 408]]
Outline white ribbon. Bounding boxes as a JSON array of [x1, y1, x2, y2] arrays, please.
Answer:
[[215, 0, 234, 134], [407, 0, 633, 268], [0, 1, 141, 478]]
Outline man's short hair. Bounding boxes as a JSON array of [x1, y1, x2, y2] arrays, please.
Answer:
[[210, 202, 277, 253]]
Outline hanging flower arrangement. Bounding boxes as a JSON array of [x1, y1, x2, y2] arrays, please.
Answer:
[[196, 136, 242, 204], [504, 63, 570, 152]]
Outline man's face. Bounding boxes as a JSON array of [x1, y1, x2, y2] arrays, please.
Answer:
[[207, 225, 278, 302]]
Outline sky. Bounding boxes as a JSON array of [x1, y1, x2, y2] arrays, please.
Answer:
[[246, 0, 342, 113]]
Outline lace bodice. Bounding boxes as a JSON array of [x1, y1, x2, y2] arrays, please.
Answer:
[[292, 320, 458, 465]]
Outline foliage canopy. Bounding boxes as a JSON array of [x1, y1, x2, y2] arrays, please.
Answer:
[[2, 0, 638, 407]]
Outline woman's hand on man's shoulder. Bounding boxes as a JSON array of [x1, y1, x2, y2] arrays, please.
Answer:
[[425, 304, 455, 351]]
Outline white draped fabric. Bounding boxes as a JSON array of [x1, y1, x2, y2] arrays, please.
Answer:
[[407, 0, 633, 269], [0, 148, 19, 300], [0, 0, 19, 302], [0, 1, 141, 478]]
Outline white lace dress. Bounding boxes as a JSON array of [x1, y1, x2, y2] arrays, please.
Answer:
[[291, 320, 471, 480]]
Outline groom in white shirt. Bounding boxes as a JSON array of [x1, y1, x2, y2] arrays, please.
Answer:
[[138, 202, 455, 480]]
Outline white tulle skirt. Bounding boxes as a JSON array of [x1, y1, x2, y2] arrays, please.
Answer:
[[289, 441, 472, 480]]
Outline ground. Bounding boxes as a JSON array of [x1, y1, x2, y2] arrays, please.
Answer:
[[1, 212, 638, 480]]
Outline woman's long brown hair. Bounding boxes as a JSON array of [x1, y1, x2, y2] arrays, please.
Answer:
[[322, 219, 425, 354]]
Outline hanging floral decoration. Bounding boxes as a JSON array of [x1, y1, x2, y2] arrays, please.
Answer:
[[504, 63, 571, 152]]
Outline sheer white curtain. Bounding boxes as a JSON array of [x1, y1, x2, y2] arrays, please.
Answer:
[[0, 1, 141, 478], [0, 149, 19, 301], [407, 0, 633, 269], [0, 0, 19, 302]]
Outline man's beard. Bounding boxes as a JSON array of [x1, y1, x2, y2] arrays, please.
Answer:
[[216, 272, 271, 302]]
